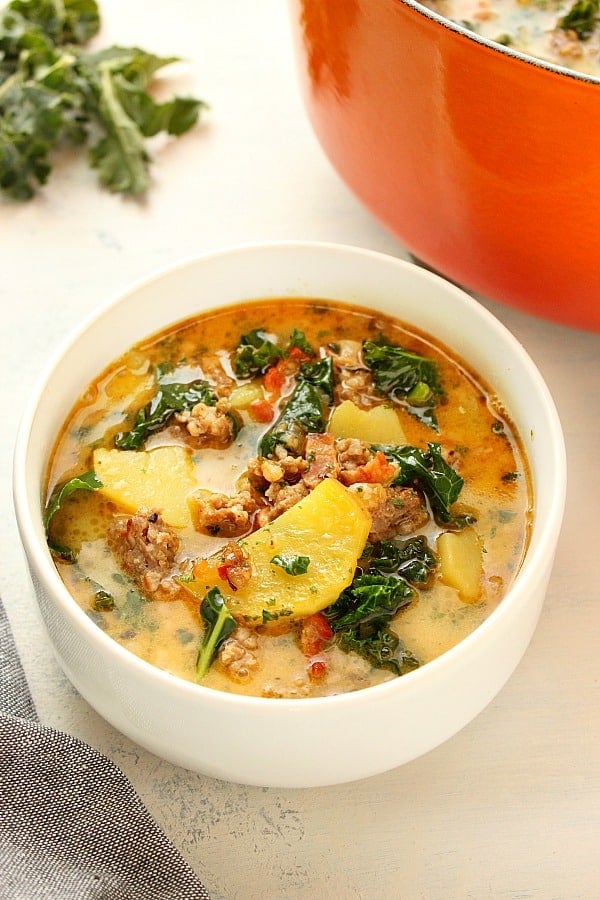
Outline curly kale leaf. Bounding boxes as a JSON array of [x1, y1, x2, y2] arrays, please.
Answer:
[[367, 536, 438, 585], [259, 379, 327, 457], [362, 336, 442, 429], [233, 328, 283, 378], [325, 573, 418, 675], [558, 0, 600, 39], [115, 374, 218, 450], [374, 441, 471, 526], [298, 355, 334, 403], [0, 0, 205, 199]]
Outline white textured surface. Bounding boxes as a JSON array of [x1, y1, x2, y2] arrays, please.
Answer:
[[0, 1, 598, 897]]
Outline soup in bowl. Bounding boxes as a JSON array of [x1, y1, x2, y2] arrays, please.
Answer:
[[13, 242, 566, 787]]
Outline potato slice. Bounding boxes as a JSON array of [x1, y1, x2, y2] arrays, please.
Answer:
[[183, 477, 372, 624], [93, 446, 197, 528], [329, 400, 406, 444], [437, 527, 483, 602]]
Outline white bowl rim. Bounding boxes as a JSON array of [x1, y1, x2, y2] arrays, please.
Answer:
[[12, 239, 568, 715]]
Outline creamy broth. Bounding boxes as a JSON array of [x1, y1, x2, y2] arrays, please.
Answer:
[[45, 299, 532, 698], [422, 0, 600, 77]]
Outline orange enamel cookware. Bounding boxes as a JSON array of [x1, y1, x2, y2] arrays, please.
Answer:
[[289, 0, 600, 331]]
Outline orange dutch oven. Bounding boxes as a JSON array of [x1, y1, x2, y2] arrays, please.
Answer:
[[288, 0, 600, 332]]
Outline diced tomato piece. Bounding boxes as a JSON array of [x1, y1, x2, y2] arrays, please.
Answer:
[[308, 659, 328, 681], [288, 345, 312, 362], [249, 398, 274, 423], [300, 613, 333, 657], [341, 450, 397, 485], [263, 359, 287, 397]]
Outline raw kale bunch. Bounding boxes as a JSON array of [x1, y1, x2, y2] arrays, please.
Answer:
[[0, 0, 206, 199]]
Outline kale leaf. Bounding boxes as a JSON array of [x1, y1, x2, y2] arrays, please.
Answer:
[[44, 468, 102, 560], [114, 375, 218, 450], [558, 0, 600, 39], [196, 586, 237, 681], [367, 536, 438, 585], [362, 336, 441, 429], [374, 441, 471, 525], [325, 573, 418, 675], [270, 553, 310, 575], [259, 379, 327, 457], [233, 328, 283, 378], [0, 0, 206, 199]]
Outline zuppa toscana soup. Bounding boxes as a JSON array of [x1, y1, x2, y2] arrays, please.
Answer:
[[422, 0, 600, 77], [44, 298, 532, 699]]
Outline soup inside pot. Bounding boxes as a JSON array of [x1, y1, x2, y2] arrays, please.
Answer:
[[44, 298, 532, 699]]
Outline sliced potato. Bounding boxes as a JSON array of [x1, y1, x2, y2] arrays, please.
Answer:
[[329, 400, 406, 445], [93, 446, 197, 528], [183, 477, 372, 624], [437, 527, 483, 603]]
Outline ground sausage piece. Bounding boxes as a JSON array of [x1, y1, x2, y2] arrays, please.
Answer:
[[303, 432, 339, 488], [349, 482, 429, 543], [108, 508, 180, 596], [246, 453, 308, 492], [218, 627, 259, 679], [219, 541, 252, 590], [190, 490, 257, 537], [255, 481, 309, 527], [176, 399, 239, 448], [327, 340, 378, 407], [200, 353, 235, 398]]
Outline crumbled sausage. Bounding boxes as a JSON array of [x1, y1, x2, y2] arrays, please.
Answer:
[[176, 398, 239, 448], [220, 541, 252, 590], [255, 481, 309, 527], [327, 340, 378, 406], [218, 626, 259, 679], [246, 452, 308, 492], [303, 432, 339, 488], [348, 482, 429, 543], [200, 353, 235, 397], [108, 508, 180, 596], [189, 490, 258, 537]]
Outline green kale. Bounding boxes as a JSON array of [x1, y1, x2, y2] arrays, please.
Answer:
[[114, 374, 219, 450], [298, 355, 334, 403], [558, 0, 600, 39], [270, 553, 310, 575], [259, 379, 327, 457], [0, 0, 206, 199], [233, 328, 283, 378], [374, 441, 472, 526], [325, 573, 418, 675], [362, 336, 442, 429], [286, 328, 314, 356], [44, 468, 102, 560], [367, 536, 438, 585], [196, 586, 237, 681]]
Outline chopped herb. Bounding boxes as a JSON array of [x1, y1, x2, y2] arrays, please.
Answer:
[[270, 553, 310, 575], [196, 586, 236, 680], [501, 471, 519, 483], [92, 588, 114, 611]]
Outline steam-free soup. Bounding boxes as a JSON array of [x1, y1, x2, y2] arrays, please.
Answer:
[[423, 0, 600, 77], [45, 298, 532, 698]]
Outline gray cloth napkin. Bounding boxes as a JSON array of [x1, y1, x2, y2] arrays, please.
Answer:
[[0, 596, 210, 899]]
